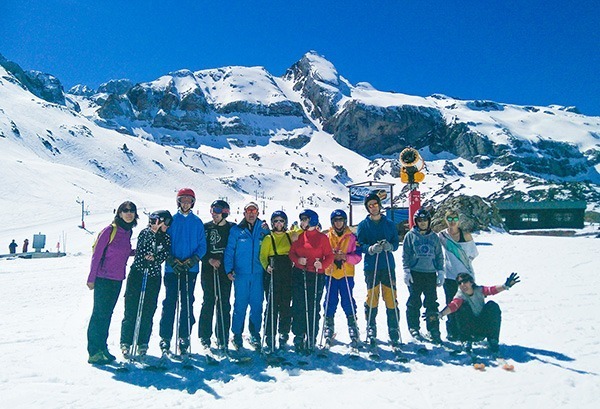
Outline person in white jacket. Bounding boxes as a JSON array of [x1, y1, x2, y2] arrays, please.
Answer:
[[438, 209, 479, 341]]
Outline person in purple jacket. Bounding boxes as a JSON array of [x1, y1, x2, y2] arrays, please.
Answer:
[[86, 201, 138, 365]]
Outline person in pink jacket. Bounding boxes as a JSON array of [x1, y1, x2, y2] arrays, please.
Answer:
[[87, 201, 138, 365]]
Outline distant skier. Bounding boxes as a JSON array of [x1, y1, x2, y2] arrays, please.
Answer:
[[259, 210, 294, 352], [22, 238, 29, 253], [120, 210, 172, 360], [438, 209, 479, 341], [437, 272, 521, 353], [198, 200, 235, 352], [86, 201, 138, 365], [402, 208, 444, 344], [356, 193, 401, 348], [288, 209, 333, 354], [323, 209, 362, 347], [9, 239, 17, 254], [158, 188, 206, 357], [224, 202, 270, 351]]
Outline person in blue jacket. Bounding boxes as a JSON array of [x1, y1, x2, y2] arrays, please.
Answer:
[[224, 202, 270, 351], [158, 188, 206, 356], [356, 192, 401, 348]]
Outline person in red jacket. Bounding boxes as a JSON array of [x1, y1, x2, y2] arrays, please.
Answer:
[[288, 209, 333, 355]]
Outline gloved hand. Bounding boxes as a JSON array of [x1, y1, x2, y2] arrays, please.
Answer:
[[403, 269, 413, 286], [381, 240, 393, 252], [422, 311, 439, 322], [174, 263, 188, 276], [184, 255, 201, 268], [504, 272, 520, 289], [368, 242, 383, 255], [334, 259, 344, 269], [436, 271, 445, 287]]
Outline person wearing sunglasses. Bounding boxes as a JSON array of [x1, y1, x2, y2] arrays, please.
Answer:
[[438, 210, 479, 341], [198, 200, 235, 354], [356, 192, 401, 349], [87, 201, 138, 365], [402, 207, 445, 344], [120, 210, 172, 361], [259, 210, 295, 353], [159, 188, 206, 358], [224, 202, 270, 352], [437, 272, 520, 354]]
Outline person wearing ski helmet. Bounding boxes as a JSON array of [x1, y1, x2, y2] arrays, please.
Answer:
[[224, 202, 270, 351], [158, 188, 206, 356], [437, 271, 520, 353], [198, 199, 235, 351], [86, 201, 138, 365], [402, 207, 444, 343], [438, 209, 479, 341], [288, 209, 334, 354], [323, 209, 362, 347], [259, 210, 295, 351], [120, 210, 172, 359], [356, 191, 401, 348]]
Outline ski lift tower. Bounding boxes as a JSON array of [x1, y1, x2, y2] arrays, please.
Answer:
[[398, 147, 426, 229]]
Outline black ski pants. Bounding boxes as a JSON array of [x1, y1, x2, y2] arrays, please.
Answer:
[[159, 271, 198, 341], [443, 278, 459, 338], [87, 277, 123, 355], [455, 300, 502, 342], [406, 271, 439, 334], [291, 267, 325, 347], [120, 267, 162, 347], [198, 262, 232, 347], [263, 255, 293, 344]]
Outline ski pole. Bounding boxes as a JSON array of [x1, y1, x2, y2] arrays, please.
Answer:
[[214, 266, 227, 351], [365, 251, 380, 343], [184, 270, 192, 354], [343, 272, 359, 337], [311, 262, 321, 351], [130, 267, 149, 358], [269, 259, 275, 351], [302, 268, 310, 350], [384, 250, 402, 345], [317, 272, 333, 348], [175, 270, 181, 355]]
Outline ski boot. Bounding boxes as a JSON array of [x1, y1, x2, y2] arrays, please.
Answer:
[[249, 333, 261, 351], [159, 338, 171, 356], [323, 316, 335, 345], [179, 337, 190, 356], [231, 334, 243, 351], [347, 315, 360, 346], [278, 333, 289, 350], [120, 343, 132, 360]]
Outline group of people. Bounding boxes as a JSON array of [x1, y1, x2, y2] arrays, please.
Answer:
[[8, 238, 28, 254], [86, 188, 520, 365]]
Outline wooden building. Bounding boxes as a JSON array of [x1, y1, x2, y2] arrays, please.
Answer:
[[496, 201, 586, 230]]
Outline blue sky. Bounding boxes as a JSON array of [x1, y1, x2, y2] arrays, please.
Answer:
[[1, 0, 599, 115]]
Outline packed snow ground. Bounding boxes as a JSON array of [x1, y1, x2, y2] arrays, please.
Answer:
[[1, 219, 599, 409]]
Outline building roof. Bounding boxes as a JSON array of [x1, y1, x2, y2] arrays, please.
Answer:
[[495, 201, 587, 211]]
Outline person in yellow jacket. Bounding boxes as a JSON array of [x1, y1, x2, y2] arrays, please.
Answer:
[[259, 210, 294, 352], [323, 209, 362, 347]]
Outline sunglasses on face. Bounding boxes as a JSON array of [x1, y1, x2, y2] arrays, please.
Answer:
[[446, 217, 460, 222], [457, 279, 472, 285], [122, 208, 136, 213], [333, 217, 345, 222], [300, 216, 309, 222], [416, 217, 429, 222], [245, 208, 258, 214], [273, 219, 285, 224]]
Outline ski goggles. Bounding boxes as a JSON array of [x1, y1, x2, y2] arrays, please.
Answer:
[[211, 206, 229, 215], [446, 216, 460, 222]]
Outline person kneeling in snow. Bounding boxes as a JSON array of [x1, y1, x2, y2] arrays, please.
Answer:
[[436, 272, 520, 354]]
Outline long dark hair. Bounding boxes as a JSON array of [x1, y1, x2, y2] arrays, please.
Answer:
[[114, 201, 139, 228]]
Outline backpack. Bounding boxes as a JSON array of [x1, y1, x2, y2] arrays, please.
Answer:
[[92, 223, 118, 252]]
